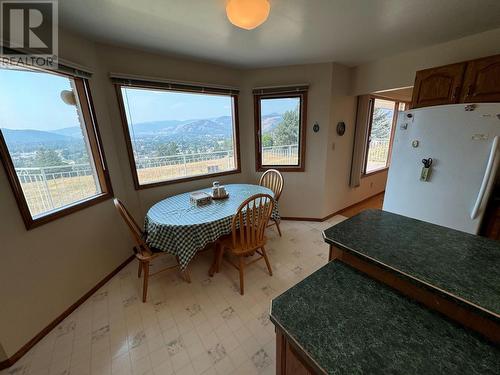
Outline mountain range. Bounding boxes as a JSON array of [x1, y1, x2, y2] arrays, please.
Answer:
[[1, 113, 284, 146]]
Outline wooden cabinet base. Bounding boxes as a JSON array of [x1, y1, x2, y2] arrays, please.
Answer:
[[276, 329, 321, 375]]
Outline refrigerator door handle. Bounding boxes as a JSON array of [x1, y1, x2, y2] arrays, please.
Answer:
[[471, 136, 499, 220]]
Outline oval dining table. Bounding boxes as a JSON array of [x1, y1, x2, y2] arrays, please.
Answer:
[[144, 183, 280, 271]]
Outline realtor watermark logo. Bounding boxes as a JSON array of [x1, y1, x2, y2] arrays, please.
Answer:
[[1, 0, 58, 68]]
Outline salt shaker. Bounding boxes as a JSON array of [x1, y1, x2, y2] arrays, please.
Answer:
[[212, 181, 220, 198]]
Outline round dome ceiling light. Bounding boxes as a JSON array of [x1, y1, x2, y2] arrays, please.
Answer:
[[226, 0, 270, 30]]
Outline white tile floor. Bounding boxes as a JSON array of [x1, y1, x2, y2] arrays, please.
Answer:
[[2, 216, 347, 375]]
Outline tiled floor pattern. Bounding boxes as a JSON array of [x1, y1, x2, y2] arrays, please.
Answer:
[[2, 216, 347, 375]]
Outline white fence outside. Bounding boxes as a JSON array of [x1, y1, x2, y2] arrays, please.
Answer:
[[262, 144, 298, 166], [15, 145, 300, 216], [366, 139, 390, 172]]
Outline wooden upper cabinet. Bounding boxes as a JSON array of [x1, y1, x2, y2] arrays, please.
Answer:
[[411, 63, 466, 109], [461, 55, 500, 103]]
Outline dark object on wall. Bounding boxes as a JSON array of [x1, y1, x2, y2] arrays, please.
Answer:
[[411, 53, 500, 109], [336, 121, 346, 136], [313, 122, 320, 133]]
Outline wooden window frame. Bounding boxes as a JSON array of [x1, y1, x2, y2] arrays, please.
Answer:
[[0, 69, 113, 230], [114, 83, 241, 190], [362, 95, 409, 177], [254, 92, 307, 172]]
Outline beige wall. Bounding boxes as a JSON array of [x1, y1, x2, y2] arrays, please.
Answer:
[[3, 26, 500, 360], [240, 63, 333, 218], [323, 64, 387, 218], [351, 28, 500, 96]]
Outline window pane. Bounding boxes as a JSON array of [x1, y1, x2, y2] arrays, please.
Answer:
[[365, 98, 395, 173], [260, 97, 300, 166], [120, 87, 237, 185], [0, 68, 101, 218]]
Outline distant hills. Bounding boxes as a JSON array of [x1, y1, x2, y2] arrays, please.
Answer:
[[1, 128, 77, 146], [1, 113, 284, 147]]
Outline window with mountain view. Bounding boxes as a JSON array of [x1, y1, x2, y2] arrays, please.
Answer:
[[364, 98, 407, 174], [117, 86, 239, 187], [254, 91, 307, 171], [0, 66, 111, 228]]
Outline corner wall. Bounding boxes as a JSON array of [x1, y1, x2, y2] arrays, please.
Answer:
[[323, 64, 387, 218], [240, 63, 333, 218]]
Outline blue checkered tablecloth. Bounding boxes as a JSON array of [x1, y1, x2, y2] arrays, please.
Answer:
[[144, 184, 280, 269]]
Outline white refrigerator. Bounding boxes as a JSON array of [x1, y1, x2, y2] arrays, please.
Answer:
[[383, 103, 500, 234]]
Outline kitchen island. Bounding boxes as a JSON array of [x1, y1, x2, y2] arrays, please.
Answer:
[[270, 209, 500, 374], [271, 262, 500, 375]]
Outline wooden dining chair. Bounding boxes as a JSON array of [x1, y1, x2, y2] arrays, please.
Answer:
[[113, 198, 190, 302], [213, 193, 274, 295], [259, 169, 284, 236]]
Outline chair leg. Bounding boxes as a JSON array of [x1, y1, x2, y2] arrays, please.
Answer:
[[217, 246, 225, 274], [137, 260, 142, 278], [183, 268, 192, 284], [142, 261, 149, 303], [238, 256, 245, 295], [274, 219, 282, 237], [209, 244, 219, 277], [261, 246, 273, 276]]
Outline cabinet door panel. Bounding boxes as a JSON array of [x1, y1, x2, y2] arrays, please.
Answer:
[[411, 63, 466, 108], [461, 55, 500, 103]]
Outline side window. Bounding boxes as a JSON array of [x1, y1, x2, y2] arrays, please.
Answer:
[[0, 65, 112, 228], [254, 90, 307, 172], [363, 97, 407, 174]]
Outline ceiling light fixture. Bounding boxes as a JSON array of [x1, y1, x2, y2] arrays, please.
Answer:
[[226, 0, 270, 30]]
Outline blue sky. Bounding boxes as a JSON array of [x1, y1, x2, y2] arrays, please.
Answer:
[[261, 97, 299, 117], [122, 87, 233, 123], [0, 67, 300, 131], [0, 68, 78, 131]]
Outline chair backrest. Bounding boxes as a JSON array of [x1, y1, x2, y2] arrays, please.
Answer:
[[231, 193, 274, 251], [113, 198, 148, 251], [259, 169, 284, 200]]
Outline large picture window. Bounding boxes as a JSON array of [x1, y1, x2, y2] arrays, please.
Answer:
[[0, 65, 112, 229], [363, 97, 408, 174], [254, 87, 307, 172], [114, 81, 240, 188]]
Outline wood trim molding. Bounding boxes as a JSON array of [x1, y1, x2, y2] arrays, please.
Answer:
[[280, 191, 385, 222], [0, 255, 135, 371], [114, 85, 242, 190]]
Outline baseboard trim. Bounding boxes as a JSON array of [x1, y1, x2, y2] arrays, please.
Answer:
[[0, 254, 135, 370], [281, 191, 385, 222]]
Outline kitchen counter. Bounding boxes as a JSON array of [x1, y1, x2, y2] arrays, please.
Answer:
[[323, 209, 500, 317], [270, 261, 500, 375]]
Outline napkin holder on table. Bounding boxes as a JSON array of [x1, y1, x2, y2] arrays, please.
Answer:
[[190, 191, 212, 206]]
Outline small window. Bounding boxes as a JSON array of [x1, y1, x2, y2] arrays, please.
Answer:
[[254, 89, 307, 172], [115, 83, 240, 188], [363, 97, 407, 175], [0, 65, 112, 229]]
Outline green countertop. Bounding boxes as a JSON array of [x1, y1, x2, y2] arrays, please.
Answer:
[[270, 261, 500, 375], [322, 209, 500, 317]]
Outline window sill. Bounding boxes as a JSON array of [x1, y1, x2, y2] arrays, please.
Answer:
[[257, 166, 304, 173], [133, 168, 241, 190], [24, 192, 113, 230], [362, 167, 389, 177]]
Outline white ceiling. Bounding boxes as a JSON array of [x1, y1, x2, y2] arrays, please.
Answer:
[[60, 0, 500, 68]]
